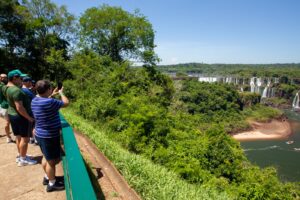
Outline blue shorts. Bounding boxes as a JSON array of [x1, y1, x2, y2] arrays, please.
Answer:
[[35, 136, 62, 161], [9, 114, 33, 137]]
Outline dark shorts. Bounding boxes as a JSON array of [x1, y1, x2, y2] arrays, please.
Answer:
[[9, 114, 33, 137], [35, 136, 62, 161]]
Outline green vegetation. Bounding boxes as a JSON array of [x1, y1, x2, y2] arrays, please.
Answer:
[[243, 104, 283, 122], [1, 1, 300, 199], [64, 51, 299, 199], [62, 109, 229, 200], [267, 97, 290, 107], [0, 0, 75, 80], [79, 5, 158, 65]]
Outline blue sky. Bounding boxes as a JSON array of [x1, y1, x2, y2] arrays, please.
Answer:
[[52, 0, 300, 65]]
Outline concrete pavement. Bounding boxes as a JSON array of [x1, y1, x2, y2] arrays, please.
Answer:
[[0, 118, 65, 200]]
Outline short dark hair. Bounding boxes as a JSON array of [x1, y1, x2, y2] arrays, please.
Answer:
[[36, 80, 51, 94]]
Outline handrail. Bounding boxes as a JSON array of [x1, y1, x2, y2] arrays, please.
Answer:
[[60, 114, 97, 200]]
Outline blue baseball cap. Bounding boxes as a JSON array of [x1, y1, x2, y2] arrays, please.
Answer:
[[22, 76, 32, 82], [7, 69, 28, 79]]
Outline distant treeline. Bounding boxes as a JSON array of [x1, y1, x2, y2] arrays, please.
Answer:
[[157, 63, 300, 78]]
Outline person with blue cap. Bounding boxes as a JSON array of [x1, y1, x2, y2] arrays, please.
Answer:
[[5, 69, 37, 166], [22, 77, 35, 100], [22, 76, 36, 144]]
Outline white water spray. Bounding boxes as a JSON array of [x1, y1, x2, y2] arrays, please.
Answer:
[[292, 92, 300, 109]]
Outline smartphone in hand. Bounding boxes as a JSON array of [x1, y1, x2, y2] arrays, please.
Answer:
[[57, 82, 63, 90]]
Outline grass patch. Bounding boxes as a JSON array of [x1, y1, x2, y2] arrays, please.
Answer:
[[62, 108, 230, 200]]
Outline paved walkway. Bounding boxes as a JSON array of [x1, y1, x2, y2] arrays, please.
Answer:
[[0, 118, 65, 200]]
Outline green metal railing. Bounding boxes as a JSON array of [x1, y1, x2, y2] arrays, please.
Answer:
[[60, 114, 97, 200]]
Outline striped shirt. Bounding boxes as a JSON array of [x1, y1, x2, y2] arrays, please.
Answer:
[[31, 97, 64, 138]]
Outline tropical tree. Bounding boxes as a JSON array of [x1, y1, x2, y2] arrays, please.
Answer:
[[18, 0, 75, 79], [0, 0, 27, 70], [79, 5, 159, 65]]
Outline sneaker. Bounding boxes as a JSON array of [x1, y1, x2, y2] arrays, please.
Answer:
[[6, 138, 13, 143], [29, 138, 35, 144], [18, 156, 37, 167], [16, 155, 33, 163], [46, 181, 65, 192], [43, 176, 64, 186]]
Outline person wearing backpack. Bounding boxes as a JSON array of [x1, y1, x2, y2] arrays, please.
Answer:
[[0, 74, 13, 143]]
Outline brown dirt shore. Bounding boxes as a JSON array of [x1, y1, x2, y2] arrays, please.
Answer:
[[232, 119, 292, 141]]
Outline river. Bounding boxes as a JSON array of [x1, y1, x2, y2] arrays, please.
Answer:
[[241, 110, 300, 182]]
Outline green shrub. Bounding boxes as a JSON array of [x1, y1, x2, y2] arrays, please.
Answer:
[[243, 104, 283, 122]]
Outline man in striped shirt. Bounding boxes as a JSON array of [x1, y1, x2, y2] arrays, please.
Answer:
[[31, 80, 69, 192]]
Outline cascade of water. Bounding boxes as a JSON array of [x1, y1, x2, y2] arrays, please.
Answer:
[[199, 77, 208, 82], [262, 87, 268, 98], [199, 77, 218, 83], [257, 78, 262, 87], [241, 87, 244, 92], [292, 93, 300, 109], [250, 77, 255, 93], [261, 78, 272, 98], [256, 78, 262, 93], [225, 77, 232, 83]]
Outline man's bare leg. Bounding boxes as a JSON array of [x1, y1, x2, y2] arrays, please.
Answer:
[[19, 137, 29, 157], [4, 119, 12, 142], [45, 158, 64, 192], [15, 136, 21, 155]]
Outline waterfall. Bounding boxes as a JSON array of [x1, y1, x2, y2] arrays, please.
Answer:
[[198, 77, 218, 83], [226, 77, 232, 84], [250, 77, 255, 93], [256, 78, 262, 93], [262, 87, 268, 98], [257, 78, 262, 87], [261, 79, 272, 99], [292, 93, 300, 109]]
